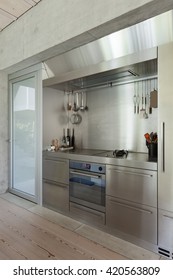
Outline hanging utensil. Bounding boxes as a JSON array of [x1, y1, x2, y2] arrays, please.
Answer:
[[136, 82, 140, 114], [79, 78, 86, 111], [133, 83, 137, 114], [150, 78, 158, 108], [72, 91, 77, 112], [80, 91, 85, 111], [148, 80, 152, 114], [72, 92, 80, 112], [66, 92, 72, 111], [68, 91, 72, 110], [140, 81, 145, 117], [143, 80, 148, 119], [76, 92, 80, 111], [70, 113, 82, 124]]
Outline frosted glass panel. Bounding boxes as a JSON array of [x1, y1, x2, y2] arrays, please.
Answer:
[[12, 77, 36, 196]]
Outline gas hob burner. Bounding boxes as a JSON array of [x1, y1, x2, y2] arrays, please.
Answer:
[[113, 149, 128, 158]]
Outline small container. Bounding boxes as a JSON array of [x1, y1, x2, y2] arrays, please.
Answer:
[[147, 143, 157, 160]]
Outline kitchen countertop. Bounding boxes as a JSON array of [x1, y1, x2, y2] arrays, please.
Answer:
[[43, 149, 157, 171]]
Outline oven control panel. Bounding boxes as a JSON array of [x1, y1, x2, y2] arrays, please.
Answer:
[[69, 160, 106, 174]]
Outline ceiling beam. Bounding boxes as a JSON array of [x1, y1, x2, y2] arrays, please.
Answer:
[[1, 0, 173, 72]]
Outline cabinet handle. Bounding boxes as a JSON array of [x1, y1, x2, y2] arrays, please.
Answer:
[[163, 214, 173, 220], [44, 179, 68, 188], [108, 169, 153, 178], [109, 198, 152, 214], [161, 122, 165, 172]]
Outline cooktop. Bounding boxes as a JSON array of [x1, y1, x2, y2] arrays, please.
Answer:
[[96, 149, 128, 158], [59, 148, 129, 158], [113, 150, 128, 157]]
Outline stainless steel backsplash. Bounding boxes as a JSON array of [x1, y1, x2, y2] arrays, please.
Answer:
[[43, 79, 158, 153]]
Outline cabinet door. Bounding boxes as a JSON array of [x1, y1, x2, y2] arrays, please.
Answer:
[[158, 42, 173, 212], [106, 196, 157, 244], [43, 158, 69, 185], [106, 165, 157, 207], [158, 209, 173, 256], [43, 181, 69, 213]]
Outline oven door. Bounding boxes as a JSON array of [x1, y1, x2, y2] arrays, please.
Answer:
[[69, 169, 105, 212]]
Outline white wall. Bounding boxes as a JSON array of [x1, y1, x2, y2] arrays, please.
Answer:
[[0, 72, 8, 193]]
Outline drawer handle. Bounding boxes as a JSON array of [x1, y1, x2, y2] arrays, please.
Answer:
[[44, 158, 68, 164], [109, 199, 152, 214], [44, 179, 68, 188], [71, 204, 103, 217], [108, 169, 153, 178], [163, 214, 173, 220]]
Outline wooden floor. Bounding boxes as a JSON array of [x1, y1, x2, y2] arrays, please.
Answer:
[[0, 197, 127, 260]]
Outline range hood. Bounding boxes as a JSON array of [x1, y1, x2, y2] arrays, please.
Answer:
[[44, 58, 157, 91], [43, 10, 173, 91]]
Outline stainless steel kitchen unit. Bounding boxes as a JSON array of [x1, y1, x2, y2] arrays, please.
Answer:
[[158, 42, 173, 259], [42, 150, 158, 253]]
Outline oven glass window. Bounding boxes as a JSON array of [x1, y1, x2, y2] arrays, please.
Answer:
[[69, 172, 105, 207]]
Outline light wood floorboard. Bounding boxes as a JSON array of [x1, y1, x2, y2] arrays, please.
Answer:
[[0, 197, 127, 260]]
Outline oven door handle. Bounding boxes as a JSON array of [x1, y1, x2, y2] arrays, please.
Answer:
[[70, 170, 102, 179]]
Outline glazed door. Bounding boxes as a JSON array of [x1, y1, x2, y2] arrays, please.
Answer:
[[9, 66, 42, 203]]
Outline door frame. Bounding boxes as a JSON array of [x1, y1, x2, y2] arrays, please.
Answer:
[[8, 64, 42, 204]]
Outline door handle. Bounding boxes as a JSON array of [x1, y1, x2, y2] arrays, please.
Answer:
[[109, 198, 152, 214], [70, 170, 102, 179], [161, 122, 165, 172]]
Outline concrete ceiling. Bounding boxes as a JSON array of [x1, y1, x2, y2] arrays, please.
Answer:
[[0, 0, 41, 31]]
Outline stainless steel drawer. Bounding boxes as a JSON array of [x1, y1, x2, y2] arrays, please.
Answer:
[[43, 158, 69, 185], [106, 165, 157, 207], [70, 202, 105, 225], [158, 209, 173, 252], [43, 180, 69, 213], [106, 196, 157, 244]]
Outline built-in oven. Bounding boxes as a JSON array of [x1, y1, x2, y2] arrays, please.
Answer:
[[69, 160, 106, 213]]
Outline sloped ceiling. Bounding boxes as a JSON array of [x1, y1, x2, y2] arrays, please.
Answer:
[[0, 0, 41, 31]]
